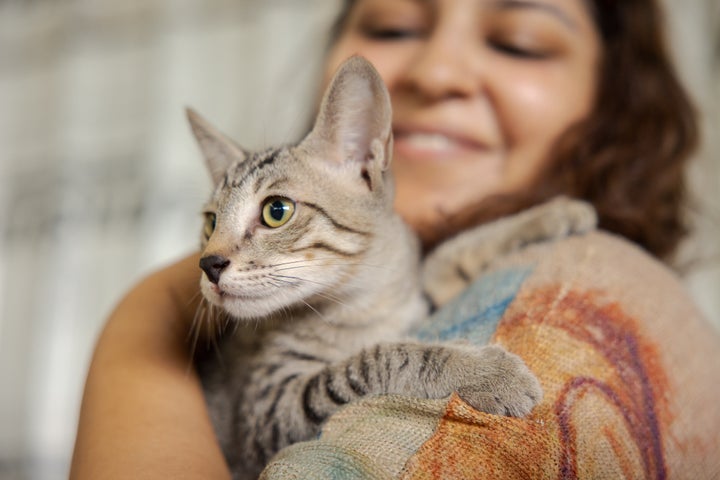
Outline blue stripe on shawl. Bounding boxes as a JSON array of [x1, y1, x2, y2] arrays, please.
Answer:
[[412, 267, 532, 346]]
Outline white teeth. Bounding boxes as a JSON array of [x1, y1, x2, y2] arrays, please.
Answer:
[[403, 133, 459, 151]]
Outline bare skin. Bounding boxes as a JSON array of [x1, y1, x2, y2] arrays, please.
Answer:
[[70, 253, 231, 480]]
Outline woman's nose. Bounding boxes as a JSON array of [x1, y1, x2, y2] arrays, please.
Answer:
[[397, 26, 482, 101]]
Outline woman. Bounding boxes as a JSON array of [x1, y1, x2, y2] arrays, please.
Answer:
[[70, 0, 718, 478]]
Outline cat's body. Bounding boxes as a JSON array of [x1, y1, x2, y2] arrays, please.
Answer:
[[195, 141, 429, 475], [197, 200, 426, 473], [190, 57, 547, 479]]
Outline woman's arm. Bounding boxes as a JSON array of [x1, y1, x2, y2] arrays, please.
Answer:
[[70, 253, 231, 480]]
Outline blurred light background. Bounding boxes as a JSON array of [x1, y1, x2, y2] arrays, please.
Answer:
[[0, 1, 717, 479]]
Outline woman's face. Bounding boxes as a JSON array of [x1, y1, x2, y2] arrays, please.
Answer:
[[324, 0, 601, 237]]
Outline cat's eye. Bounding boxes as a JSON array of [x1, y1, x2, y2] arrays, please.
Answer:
[[203, 212, 216, 238], [261, 197, 295, 228]]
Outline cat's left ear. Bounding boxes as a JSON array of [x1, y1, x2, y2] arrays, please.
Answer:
[[304, 56, 393, 174], [186, 108, 248, 185]]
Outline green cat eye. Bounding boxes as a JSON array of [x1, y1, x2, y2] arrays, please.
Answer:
[[203, 212, 216, 238], [262, 197, 295, 228]]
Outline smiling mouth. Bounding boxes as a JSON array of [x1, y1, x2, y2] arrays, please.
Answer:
[[393, 128, 489, 160], [400, 132, 460, 151]]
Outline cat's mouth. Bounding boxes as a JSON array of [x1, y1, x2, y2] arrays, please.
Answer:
[[213, 286, 267, 301], [208, 283, 226, 297], [204, 282, 258, 301]]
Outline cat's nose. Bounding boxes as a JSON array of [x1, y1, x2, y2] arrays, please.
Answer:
[[200, 255, 230, 284]]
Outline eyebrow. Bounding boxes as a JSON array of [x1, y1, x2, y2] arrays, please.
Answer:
[[487, 0, 578, 30]]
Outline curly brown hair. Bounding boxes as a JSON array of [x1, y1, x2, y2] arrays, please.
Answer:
[[545, 0, 699, 260], [332, 0, 699, 261]]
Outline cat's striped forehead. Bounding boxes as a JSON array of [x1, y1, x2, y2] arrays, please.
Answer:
[[217, 146, 293, 193]]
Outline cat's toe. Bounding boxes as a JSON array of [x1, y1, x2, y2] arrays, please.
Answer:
[[458, 346, 543, 417], [564, 199, 598, 235]]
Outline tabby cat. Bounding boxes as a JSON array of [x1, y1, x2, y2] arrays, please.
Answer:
[[190, 57, 543, 480]]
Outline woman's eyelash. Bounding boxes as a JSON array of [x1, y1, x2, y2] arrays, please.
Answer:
[[489, 41, 550, 59], [362, 27, 423, 40], [363, 28, 551, 59]]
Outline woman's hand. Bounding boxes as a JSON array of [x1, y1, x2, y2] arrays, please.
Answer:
[[70, 253, 231, 480]]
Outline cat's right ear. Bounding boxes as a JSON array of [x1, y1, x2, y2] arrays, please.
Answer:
[[186, 108, 247, 185], [303, 56, 392, 174]]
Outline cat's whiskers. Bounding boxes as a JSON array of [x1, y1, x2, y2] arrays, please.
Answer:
[[270, 272, 372, 300], [186, 288, 206, 309], [208, 303, 230, 368], [246, 315, 267, 334], [309, 291, 354, 310], [187, 299, 208, 372], [185, 288, 205, 313], [187, 296, 233, 372], [275, 299, 295, 325], [270, 257, 344, 268], [270, 273, 342, 291], [275, 262, 391, 273], [268, 274, 354, 311], [298, 298, 333, 326], [267, 275, 302, 288], [188, 295, 207, 339], [219, 304, 233, 333]]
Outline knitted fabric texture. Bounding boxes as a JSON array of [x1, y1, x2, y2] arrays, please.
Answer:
[[261, 231, 720, 479]]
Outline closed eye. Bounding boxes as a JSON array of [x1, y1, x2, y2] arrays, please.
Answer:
[[489, 40, 551, 59], [363, 27, 424, 41]]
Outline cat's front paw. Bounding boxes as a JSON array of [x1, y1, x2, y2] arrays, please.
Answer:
[[453, 345, 542, 417], [539, 196, 598, 239]]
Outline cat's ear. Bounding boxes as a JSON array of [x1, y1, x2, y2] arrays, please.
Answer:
[[186, 108, 247, 185], [305, 56, 393, 174]]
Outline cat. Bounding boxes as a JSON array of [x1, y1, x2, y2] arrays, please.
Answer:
[[189, 56, 543, 480]]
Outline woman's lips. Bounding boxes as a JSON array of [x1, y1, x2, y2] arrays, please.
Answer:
[[393, 127, 490, 162]]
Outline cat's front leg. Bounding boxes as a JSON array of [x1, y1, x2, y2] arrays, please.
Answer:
[[306, 342, 542, 420], [249, 342, 541, 473], [423, 197, 597, 305]]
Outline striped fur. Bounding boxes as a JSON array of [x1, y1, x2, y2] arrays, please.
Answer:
[[190, 57, 543, 479]]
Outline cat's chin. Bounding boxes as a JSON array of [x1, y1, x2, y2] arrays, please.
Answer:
[[217, 295, 284, 320], [201, 283, 299, 320]]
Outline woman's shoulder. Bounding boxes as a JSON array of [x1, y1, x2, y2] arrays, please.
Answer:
[[423, 196, 693, 311], [423, 196, 600, 305], [486, 226, 708, 329], [509, 227, 697, 311], [423, 197, 717, 346]]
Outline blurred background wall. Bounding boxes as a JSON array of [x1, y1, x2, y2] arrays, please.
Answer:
[[0, 1, 717, 478]]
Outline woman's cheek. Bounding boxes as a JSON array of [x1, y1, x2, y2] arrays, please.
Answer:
[[490, 77, 562, 189], [506, 77, 564, 137], [514, 64, 596, 130]]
